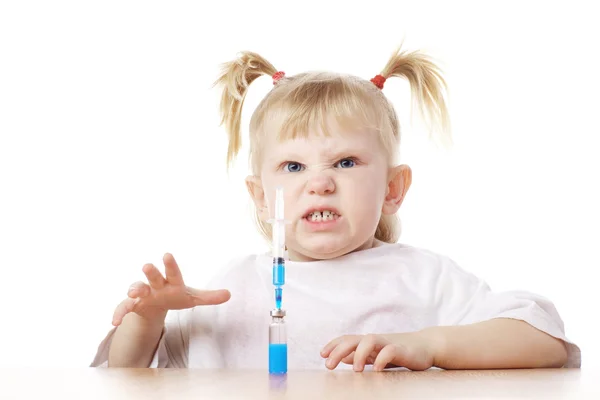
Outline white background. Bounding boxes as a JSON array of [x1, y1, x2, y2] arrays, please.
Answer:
[[0, 1, 598, 369]]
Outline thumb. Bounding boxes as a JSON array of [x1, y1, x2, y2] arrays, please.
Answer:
[[186, 287, 231, 305]]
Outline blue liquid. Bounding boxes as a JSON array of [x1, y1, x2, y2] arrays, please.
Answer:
[[269, 343, 287, 374], [273, 262, 285, 286], [275, 287, 282, 309]]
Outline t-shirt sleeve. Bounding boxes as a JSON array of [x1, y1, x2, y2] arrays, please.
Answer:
[[435, 257, 581, 368], [89, 309, 189, 368]]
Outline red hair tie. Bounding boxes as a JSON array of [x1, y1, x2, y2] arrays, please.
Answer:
[[272, 71, 285, 85], [370, 74, 386, 89]]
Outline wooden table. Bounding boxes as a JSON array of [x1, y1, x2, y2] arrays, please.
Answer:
[[0, 368, 595, 399]]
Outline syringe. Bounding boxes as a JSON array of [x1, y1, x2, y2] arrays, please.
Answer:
[[269, 186, 286, 309], [268, 186, 288, 375]]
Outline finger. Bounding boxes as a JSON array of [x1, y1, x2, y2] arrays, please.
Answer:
[[142, 263, 166, 290], [353, 335, 379, 372], [326, 337, 361, 370], [321, 335, 353, 358], [373, 344, 398, 372], [341, 352, 355, 365], [342, 351, 378, 365], [112, 297, 137, 326], [188, 288, 231, 305], [163, 253, 184, 285], [127, 281, 151, 299]]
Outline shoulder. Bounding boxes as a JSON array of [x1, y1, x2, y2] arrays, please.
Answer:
[[376, 242, 482, 284]]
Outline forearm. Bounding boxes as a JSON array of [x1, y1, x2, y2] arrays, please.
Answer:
[[420, 318, 568, 369], [108, 311, 167, 368]]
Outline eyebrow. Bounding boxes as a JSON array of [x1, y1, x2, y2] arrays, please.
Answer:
[[269, 148, 371, 163]]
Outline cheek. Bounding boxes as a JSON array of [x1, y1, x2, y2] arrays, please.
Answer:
[[259, 175, 301, 216], [343, 171, 387, 214]]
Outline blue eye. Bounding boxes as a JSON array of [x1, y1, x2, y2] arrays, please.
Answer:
[[336, 158, 356, 168], [284, 162, 304, 172]]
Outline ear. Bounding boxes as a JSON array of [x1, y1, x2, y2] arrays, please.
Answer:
[[382, 165, 412, 215], [245, 175, 269, 221]]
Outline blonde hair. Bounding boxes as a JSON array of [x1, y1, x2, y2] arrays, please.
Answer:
[[213, 45, 452, 245]]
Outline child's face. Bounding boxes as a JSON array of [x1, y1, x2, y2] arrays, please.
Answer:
[[246, 125, 411, 261]]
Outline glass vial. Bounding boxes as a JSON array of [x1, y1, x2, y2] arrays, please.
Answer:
[[269, 308, 287, 374]]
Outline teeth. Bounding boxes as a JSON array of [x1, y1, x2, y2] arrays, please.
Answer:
[[308, 210, 338, 222]]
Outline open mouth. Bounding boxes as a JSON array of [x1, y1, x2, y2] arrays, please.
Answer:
[[303, 209, 341, 222]]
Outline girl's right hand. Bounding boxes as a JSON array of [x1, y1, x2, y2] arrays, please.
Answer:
[[111, 253, 231, 326]]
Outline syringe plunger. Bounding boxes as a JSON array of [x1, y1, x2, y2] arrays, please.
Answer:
[[272, 187, 286, 258]]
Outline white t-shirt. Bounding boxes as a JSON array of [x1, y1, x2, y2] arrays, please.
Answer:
[[90, 242, 581, 369]]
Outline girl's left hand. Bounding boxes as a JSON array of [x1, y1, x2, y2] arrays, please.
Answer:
[[320, 333, 436, 372]]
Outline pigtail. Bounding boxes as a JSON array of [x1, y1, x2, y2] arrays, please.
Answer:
[[369, 45, 452, 244], [377, 45, 453, 148], [213, 51, 279, 170]]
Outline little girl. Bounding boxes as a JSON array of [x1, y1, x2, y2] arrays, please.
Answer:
[[91, 45, 580, 371]]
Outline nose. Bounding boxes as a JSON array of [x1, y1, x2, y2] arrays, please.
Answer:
[[306, 174, 335, 195]]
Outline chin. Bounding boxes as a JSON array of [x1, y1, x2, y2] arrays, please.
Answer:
[[292, 234, 367, 260]]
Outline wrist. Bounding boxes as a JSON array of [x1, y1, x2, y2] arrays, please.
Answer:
[[128, 309, 168, 332], [417, 326, 447, 366]]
